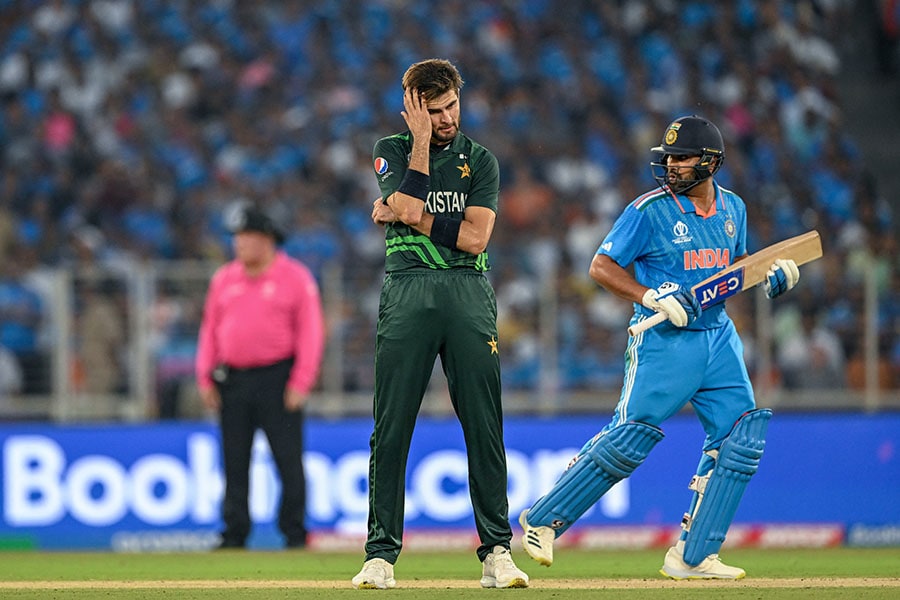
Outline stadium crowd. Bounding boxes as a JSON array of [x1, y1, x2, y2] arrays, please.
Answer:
[[0, 0, 896, 407]]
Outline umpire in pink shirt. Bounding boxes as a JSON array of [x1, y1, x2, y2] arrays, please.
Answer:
[[196, 204, 325, 549]]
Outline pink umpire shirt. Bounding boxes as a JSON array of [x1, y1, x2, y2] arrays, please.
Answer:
[[195, 251, 325, 395]]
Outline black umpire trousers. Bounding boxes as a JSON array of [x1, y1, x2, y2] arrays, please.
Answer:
[[214, 357, 306, 547]]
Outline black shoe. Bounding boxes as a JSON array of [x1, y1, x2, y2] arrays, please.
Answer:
[[215, 538, 246, 550], [285, 535, 307, 549]]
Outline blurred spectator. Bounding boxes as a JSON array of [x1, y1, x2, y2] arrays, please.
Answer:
[[846, 334, 897, 390], [152, 280, 203, 419], [776, 303, 847, 389], [0, 344, 24, 397], [74, 278, 126, 395], [500, 164, 554, 231], [873, 0, 900, 75], [0, 247, 47, 394]]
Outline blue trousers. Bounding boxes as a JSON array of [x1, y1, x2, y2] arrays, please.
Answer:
[[609, 320, 755, 454]]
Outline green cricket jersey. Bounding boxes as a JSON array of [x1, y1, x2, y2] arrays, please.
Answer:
[[372, 130, 499, 272]]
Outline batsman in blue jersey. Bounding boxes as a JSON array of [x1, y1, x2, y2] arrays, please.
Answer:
[[519, 116, 803, 579]]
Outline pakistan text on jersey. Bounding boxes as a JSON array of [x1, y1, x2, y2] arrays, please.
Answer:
[[683, 248, 731, 270], [426, 191, 467, 213]]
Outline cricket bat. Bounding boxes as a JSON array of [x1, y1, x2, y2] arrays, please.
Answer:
[[627, 230, 823, 336]]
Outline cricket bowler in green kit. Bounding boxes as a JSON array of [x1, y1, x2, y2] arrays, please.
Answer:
[[351, 59, 528, 590]]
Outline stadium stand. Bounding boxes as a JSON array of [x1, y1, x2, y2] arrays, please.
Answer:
[[0, 1, 895, 416]]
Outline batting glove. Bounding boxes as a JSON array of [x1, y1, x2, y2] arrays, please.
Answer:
[[641, 282, 702, 327], [764, 258, 800, 299]]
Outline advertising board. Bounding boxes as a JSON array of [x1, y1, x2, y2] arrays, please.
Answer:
[[1, 413, 897, 550]]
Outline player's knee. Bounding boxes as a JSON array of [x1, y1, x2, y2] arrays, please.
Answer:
[[587, 421, 664, 476]]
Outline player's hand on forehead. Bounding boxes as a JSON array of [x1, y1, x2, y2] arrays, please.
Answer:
[[404, 86, 423, 104], [402, 87, 432, 141]]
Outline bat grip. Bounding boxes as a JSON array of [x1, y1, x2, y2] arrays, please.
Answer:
[[627, 312, 667, 336]]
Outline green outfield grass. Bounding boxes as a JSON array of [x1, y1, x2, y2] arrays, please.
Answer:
[[0, 547, 898, 599]]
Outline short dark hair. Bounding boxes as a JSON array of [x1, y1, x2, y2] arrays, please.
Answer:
[[228, 205, 285, 244], [401, 59, 464, 101]]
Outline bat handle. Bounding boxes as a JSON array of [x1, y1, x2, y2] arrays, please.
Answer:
[[627, 312, 667, 336]]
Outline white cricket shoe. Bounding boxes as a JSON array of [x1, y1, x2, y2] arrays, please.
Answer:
[[660, 540, 746, 580], [519, 509, 555, 566], [480, 546, 529, 588], [351, 557, 397, 589]]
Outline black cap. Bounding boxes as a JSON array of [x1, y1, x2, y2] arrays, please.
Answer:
[[228, 205, 285, 244]]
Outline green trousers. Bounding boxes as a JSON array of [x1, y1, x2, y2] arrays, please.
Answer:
[[365, 269, 512, 564]]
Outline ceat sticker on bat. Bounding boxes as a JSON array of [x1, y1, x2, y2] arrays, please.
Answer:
[[694, 269, 745, 308]]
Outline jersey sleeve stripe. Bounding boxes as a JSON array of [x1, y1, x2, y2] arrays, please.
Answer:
[[632, 188, 668, 210]]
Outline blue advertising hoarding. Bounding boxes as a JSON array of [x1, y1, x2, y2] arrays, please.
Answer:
[[1, 413, 897, 550]]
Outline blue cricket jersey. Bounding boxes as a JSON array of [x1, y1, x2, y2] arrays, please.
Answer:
[[597, 182, 748, 330]]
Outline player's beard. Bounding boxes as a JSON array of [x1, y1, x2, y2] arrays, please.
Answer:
[[666, 169, 698, 194], [432, 119, 459, 145]]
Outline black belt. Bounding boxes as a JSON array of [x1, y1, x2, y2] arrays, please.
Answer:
[[212, 357, 293, 383]]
